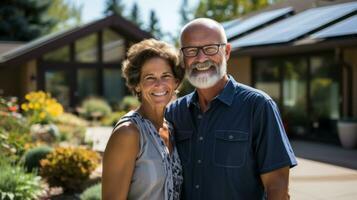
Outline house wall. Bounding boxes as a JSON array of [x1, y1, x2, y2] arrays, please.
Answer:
[[227, 56, 252, 85], [20, 60, 37, 98], [343, 48, 357, 117], [0, 65, 22, 97]]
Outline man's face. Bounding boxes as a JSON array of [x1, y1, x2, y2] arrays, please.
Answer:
[[181, 26, 230, 89]]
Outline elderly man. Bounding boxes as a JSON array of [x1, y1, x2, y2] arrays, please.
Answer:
[[165, 18, 297, 200]]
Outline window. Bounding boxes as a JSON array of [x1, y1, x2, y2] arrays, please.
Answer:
[[43, 46, 70, 62], [102, 29, 125, 62], [75, 34, 98, 63]]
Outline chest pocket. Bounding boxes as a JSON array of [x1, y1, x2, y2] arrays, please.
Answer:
[[175, 130, 192, 166], [213, 130, 248, 168]]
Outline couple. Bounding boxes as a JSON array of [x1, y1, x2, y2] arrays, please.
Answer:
[[102, 18, 297, 200]]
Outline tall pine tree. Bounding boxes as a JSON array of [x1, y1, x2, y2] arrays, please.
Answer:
[[148, 10, 163, 39], [0, 0, 56, 41], [103, 0, 125, 16], [128, 3, 143, 28]]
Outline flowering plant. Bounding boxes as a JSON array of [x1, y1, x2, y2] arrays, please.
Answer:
[[21, 91, 64, 124], [0, 96, 19, 114]]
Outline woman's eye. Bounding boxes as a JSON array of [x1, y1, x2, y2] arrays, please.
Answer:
[[145, 76, 155, 80]]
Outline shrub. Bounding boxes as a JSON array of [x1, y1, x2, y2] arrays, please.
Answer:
[[40, 147, 101, 193], [21, 146, 53, 173], [78, 97, 112, 121], [101, 111, 126, 127], [0, 127, 31, 163], [0, 156, 46, 200], [54, 112, 88, 145], [80, 183, 101, 200], [119, 96, 140, 112], [21, 91, 64, 125]]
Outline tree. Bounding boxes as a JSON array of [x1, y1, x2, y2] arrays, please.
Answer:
[[47, 0, 83, 33], [128, 3, 143, 28], [180, 0, 192, 26], [103, 0, 125, 16], [0, 0, 56, 41], [148, 10, 163, 39], [193, 0, 280, 22]]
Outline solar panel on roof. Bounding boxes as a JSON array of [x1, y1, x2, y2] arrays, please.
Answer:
[[225, 7, 293, 40], [311, 14, 357, 39], [222, 18, 241, 30], [230, 1, 357, 49]]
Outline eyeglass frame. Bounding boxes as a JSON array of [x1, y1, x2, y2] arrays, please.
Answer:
[[180, 43, 226, 57]]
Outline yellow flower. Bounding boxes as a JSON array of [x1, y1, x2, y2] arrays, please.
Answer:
[[21, 103, 28, 111], [39, 112, 46, 119]]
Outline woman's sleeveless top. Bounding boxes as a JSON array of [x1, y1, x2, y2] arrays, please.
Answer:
[[113, 111, 183, 200]]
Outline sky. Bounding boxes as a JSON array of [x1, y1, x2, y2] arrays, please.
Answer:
[[72, 0, 200, 42]]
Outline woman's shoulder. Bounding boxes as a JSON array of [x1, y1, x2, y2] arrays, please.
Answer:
[[112, 120, 140, 140]]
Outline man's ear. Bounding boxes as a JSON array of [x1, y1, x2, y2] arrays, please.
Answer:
[[225, 43, 232, 61]]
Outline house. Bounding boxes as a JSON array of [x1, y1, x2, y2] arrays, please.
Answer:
[[225, 0, 357, 143], [0, 14, 152, 109]]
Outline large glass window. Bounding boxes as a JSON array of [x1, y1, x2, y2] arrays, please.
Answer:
[[103, 69, 124, 105], [310, 55, 339, 120], [254, 59, 281, 104], [45, 70, 70, 108], [77, 69, 98, 102], [75, 34, 98, 63], [43, 46, 70, 62], [103, 29, 125, 62]]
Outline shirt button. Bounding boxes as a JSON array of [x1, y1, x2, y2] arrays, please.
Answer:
[[197, 159, 202, 164], [197, 114, 202, 119], [228, 135, 234, 139], [195, 184, 200, 189], [199, 136, 203, 141]]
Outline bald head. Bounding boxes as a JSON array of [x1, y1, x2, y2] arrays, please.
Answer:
[[180, 18, 227, 47]]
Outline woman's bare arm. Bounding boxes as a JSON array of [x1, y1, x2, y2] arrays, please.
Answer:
[[102, 122, 140, 200]]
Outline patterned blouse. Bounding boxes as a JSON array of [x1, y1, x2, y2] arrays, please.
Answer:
[[113, 111, 183, 200]]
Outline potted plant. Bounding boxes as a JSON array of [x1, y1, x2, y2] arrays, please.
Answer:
[[337, 118, 357, 149]]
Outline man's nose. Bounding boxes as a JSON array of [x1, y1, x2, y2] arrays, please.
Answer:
[[195, 49, 208, 62]]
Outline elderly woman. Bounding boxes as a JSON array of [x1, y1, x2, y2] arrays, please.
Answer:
[[102, 39, 185, 200]]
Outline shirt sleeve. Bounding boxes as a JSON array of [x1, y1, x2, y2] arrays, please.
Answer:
[[252, 99, 298, 174]]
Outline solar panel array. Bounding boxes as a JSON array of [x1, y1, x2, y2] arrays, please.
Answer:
[[311, 15, 357, 39], [230, 1, 357, 49], [225, 7, 293, 40]]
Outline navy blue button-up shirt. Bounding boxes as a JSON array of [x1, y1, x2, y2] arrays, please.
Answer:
[[166, 76, 297, 200]]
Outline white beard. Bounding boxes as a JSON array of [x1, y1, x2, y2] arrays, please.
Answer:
[[186, 58, 227, 89]]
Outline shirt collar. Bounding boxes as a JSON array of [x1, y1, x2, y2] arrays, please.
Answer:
[[186, 75, 237, 108]]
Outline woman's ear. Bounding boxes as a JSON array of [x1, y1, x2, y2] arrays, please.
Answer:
[[135, 86, 141, 93]]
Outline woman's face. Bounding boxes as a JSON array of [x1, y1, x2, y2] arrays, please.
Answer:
[[136, 57, 178, 108]]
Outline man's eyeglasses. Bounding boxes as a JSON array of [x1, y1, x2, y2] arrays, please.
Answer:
[[181, 43, 226, 57]]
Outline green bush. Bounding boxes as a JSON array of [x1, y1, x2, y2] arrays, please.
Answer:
[[0, 156, 45, 200], [21, 146, 53, 173], [101, 111, 126, 127], [80, 183, 101, 200], [0, 128, 31, 163], [54, 112, 88, 144], [119, 96, 140, 112], [78, 97, 112, 120], [40, 147, 101, 193]]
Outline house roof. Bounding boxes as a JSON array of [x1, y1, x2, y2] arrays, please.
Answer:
[[225, 1, 357, 56], [0, 14, 152, 66]]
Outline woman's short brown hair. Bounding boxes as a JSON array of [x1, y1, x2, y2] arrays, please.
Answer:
[[122, 39, 184, 96]]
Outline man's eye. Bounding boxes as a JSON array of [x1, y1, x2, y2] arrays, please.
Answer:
[[185, 48, 197, 54], [204, 46, 217, 54]]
